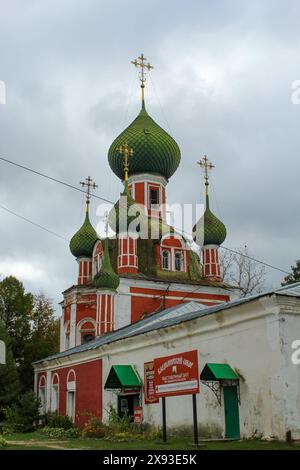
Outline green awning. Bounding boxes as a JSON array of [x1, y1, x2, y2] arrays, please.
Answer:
[[200, 363, 239, 381], [104, 365, 142, 389]]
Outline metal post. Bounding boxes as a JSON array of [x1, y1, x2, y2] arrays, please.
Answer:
[[162, 397, 167, 443], [192, 394, 199, 447]]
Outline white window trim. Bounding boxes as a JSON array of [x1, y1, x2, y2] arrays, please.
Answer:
[[76, 317, 96, 346], [51, 374, 59, 413], [161, 249, 171, 270]]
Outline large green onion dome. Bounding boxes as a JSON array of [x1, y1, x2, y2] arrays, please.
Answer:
[[70, 211, 99, 258], [193, 195, 226, 246], [108, 101, 181, 180], [108, 180, 146, 234], [94, 238, 120, 290]]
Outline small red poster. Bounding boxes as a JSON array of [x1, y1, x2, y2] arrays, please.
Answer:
[[154, 350, 199, 397], [134, 406, 142, 424], [144, 361, 159, 404]]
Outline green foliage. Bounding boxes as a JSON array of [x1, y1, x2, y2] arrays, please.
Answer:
[[46, 412, 74, 430], [40, 426, 81, 439], [0, 276, 33, 366], [82, 417, 106, 438], [0, 436, 8, 447], [20, 294, 60, 391], [282, 260, 300, 286], [0, 322, 20, 410], [0, 276, 59, 395], [3, 391, 41, 432], [107, 405, 132, 434]]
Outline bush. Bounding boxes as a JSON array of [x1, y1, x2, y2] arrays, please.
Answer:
[[82, 417, 106, 439], [46, 412, 74, 430], [2, 391, 40, 432], [107, 405, 132, 434], [0, 436, 7, 448], [40, 426, 81, 439]]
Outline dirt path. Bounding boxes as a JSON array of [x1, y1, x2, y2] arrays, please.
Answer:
[[7, 439, 80, 450]]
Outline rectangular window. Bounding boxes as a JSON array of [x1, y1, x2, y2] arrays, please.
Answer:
[[67, 391, 75, 422], [162, 250, 170, 270], [51, 385, 59, 412], [150, 188, 159, 206]]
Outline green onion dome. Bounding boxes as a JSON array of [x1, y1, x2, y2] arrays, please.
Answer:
[[70, 211, 99, 258], [193, 195, 226, 246], [94, 238, 120, 290], [108, 180, 146, 234], [108, 101, 181, 180]]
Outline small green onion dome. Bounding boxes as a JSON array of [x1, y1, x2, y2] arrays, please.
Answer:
[[193, 195, 226, 246], [108, 180, 146, 234], [108, 101, 181, 180], [70, 211, 99, 258], [94, 238, 120, 290]]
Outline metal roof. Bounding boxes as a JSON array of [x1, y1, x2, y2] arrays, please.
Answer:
[[274, 281, 300, 297], [34, 282, 300, 365]]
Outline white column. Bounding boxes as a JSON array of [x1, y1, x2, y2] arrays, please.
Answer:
[[46, 370, 51, 412], [69, 303, 77, 348]]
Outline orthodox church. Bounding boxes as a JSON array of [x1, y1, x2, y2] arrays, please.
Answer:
[[34, 56, 300, 441]]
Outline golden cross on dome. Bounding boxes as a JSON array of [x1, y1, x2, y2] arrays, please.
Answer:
[[80, 176, 98, 211], [197, 155, 215, 195], [117, 142, 134, 182], [131, 53, 154, 102]]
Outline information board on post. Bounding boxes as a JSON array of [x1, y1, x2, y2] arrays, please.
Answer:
[[154, 350, 199, 397]]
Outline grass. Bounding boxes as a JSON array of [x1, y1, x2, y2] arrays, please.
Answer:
[[1, 432, 300, 450]]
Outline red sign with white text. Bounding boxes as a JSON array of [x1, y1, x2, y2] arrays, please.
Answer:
[[134, 406, 142, 424], [144, 361, 159, 404], [154, 350, 199, 397]]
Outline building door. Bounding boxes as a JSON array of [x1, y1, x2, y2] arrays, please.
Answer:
[[223, 386, 240, 439], [118, 394, 139, 419]]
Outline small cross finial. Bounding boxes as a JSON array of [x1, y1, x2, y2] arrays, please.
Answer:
[[131, 53, 154, 102], [117, 142, 134, 181], [197, 155, 215, 195], [80, 176, 98, 211]]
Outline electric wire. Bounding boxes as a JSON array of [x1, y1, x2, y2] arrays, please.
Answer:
[[0, 155, 291, 275]]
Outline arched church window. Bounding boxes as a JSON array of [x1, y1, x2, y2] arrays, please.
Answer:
[[162, 250, 170, 270], [51, 374, 59, 413], [79, 320, 96, 345], [82, 333, 94, 344], [175, 251, 183, 271]]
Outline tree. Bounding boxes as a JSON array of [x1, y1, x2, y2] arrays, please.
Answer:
[[0, 277, 59, 393], [20, 293, 60, 391], [3, 391, 41, 432], [0, 276, 33, 363], [220, 245, 266, 297], [282, 260, 300, 286], [0, 321, 20, 410]]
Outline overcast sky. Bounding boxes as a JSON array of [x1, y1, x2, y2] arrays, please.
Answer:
[[0, 0, 299, 311]]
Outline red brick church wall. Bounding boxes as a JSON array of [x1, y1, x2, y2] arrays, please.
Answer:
[[130, 287, 230, 323], [51, 358, 102, 428]]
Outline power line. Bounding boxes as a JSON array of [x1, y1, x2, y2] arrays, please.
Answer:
[[0, 155, 291, 275], [0, 155, 113, 205], [0, 203, 68, 242], [219, 246, 289, 275]]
